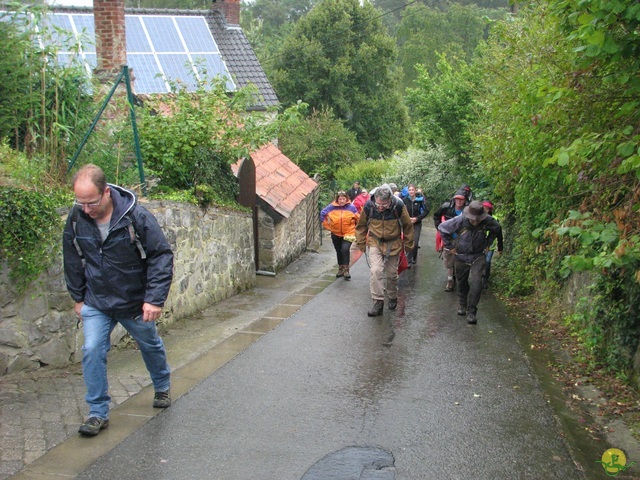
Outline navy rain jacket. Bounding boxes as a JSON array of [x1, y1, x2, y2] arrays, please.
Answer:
[[63, 184, 174, 316]]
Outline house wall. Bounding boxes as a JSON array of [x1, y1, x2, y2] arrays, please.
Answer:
[[257, 196, 314, 273], [0, 201, 255, 376]]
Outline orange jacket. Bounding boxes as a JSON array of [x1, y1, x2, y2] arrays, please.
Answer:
[[320, 201, 359, 237]]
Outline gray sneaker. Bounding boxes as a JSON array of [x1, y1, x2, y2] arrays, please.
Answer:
[[153, 390, 171, 408], [78, 417, 109, 437]]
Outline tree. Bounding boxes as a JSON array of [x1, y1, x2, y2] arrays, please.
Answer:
[[396, 3, 502, 91], [407, 54, 478, 163], [271, 0, 409, 158], [241, 0, 318, 82], [279, 107, 364, 182]]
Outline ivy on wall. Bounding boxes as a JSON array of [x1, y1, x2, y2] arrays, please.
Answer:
[[0, 187, 62, 291]]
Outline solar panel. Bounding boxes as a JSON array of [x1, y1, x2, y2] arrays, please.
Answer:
[[125, 16, 151, 53], [127, 54, 168, 93], [175, 16, 219, 53], [3, 11, 236, 95]]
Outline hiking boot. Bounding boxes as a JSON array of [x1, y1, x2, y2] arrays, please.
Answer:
[[78, 417, 109, 437], [388, 298, 397, 310], [343, 266, 351, 280], [457, 305, 467, 316], [336, 265, 344, 278], [467, 312, 477, 325], [367, 300, 384, 317], [153, 390, 171, 408], [445, 279, 454, 292]]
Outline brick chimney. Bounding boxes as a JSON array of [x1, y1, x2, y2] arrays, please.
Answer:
[[211, 0, 240, 26], [93, 0, 126, 77]]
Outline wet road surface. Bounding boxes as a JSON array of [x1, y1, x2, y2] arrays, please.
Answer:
[[73, 229, 585, 479]]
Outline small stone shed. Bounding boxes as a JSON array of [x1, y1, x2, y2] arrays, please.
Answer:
[[234, 143, 320, 273]]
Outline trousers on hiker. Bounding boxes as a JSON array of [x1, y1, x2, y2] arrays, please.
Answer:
[[369, 246, 399, 301]]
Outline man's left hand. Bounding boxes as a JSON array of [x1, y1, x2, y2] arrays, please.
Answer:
[[142, 303, 162, 322]]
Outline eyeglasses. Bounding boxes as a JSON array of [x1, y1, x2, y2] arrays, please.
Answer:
[[375, 201, 391, 209], [74, 194, 103, 208]]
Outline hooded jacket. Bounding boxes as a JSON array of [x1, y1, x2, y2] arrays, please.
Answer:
[[432, 187, 469, 227], [63, 184, 174, 316], [437, 213, 502, 264], [320, 201, 359, 237]]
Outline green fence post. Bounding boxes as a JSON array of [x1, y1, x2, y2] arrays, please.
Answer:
[[123, 65, 146, 196]]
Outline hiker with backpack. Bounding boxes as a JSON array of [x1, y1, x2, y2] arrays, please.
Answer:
[[402, 184, 429, 266], [433, 188, 469, 291], [355, 184, 414, 317], [63, 164, 174, 437], [437, 200, 502, 325]]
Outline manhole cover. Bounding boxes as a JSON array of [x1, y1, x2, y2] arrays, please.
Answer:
[[301, 446, 395, 479]]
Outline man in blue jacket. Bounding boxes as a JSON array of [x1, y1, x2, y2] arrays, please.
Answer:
[[438, 200, 502, 325], [63, 164, 174, 437]]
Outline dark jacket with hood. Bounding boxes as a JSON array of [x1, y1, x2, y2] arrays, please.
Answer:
[[432, 186, 469, 227], [437, 213, 502, 264], [63, 184, 174, 316]]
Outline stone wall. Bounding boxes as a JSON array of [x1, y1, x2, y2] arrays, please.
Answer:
[[257, 197, 310, 273], [0, 200, 255, 376]]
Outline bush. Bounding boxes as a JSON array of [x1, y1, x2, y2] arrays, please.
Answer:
[[0, 187, 63, 290]]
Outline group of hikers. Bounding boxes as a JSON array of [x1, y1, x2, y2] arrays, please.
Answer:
[[320, 181, 503, 325], [65, 164, 503, 439]]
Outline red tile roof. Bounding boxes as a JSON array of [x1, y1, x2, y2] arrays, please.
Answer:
[[233, 143, 317, 218]]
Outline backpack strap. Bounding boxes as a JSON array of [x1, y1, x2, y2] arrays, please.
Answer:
[[71, 207, 146, 266], [70, 206, 86, 268], [127, 211, 147, 260]]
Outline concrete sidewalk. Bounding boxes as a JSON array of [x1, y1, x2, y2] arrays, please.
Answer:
[[0, 237, 338, 480]]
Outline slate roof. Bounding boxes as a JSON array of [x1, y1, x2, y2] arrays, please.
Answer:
[[207, 11, 279, 111], [38, 5, 279, 110], [232, 143, 318, 219]]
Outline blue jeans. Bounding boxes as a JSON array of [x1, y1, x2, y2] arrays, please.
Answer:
[[80, 304, 171, 419]]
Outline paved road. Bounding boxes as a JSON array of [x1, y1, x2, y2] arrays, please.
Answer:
[[5, 227, 630, 479], [76, 230, 583, 479]]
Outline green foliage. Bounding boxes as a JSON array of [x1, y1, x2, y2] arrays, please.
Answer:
[[0, 186, 63, 290], [0, 17, 31, 145], [568, 272, 640, 378], [384, 146, 466, 207], [396, 3, 502, 92], [271, 0, 409, 157], [0, 6, 95, 181], [333, 158, 389, 192], [279, 107, 364, 181], [407, 55, 479, 161], [137, 79, 275, 195]]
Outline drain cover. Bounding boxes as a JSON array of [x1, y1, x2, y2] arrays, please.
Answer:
[[301, 446, 395, 479]]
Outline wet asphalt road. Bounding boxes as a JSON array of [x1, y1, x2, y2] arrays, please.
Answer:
[[76, 229, 584, 480]]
